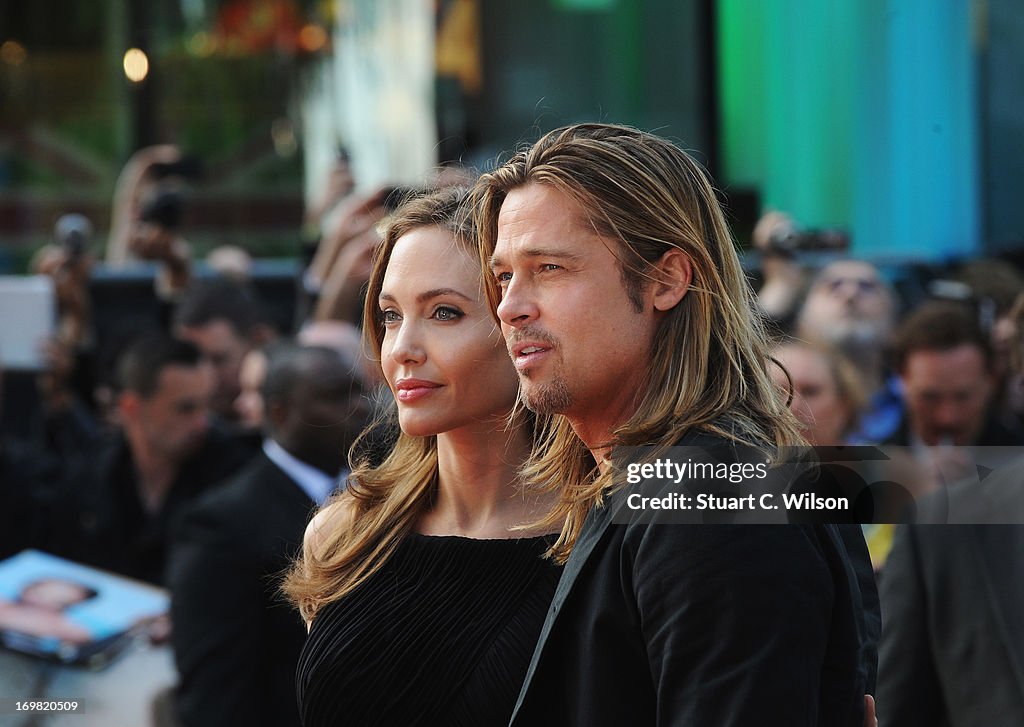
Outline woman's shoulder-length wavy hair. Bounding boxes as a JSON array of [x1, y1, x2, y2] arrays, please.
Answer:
[[471, 122, 805, 562], [283, 186, 499, 623]]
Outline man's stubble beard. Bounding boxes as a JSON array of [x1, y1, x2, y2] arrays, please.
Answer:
[[816, 319, 891, 364], [506, 326, 574, 414], [519, 366, 574, 414], [831, 319, 888, 347]]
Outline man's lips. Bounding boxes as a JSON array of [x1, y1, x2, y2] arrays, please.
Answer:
[[509, 341, 552, 371], [394, 378, 442, 402]]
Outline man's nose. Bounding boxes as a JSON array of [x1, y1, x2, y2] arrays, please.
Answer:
[[496, 275, 539, 328], [834, 280, 861, 304]]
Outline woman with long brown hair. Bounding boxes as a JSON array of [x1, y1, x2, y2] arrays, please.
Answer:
[[283, 187, 559, 727]]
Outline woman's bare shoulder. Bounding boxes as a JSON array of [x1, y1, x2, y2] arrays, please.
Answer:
[[304, 492, 359, 556], [300, 494, 359, 632]]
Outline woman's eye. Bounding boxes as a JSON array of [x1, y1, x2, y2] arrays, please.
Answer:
[[380, 309, 400, 325], [433, 306, 462, 321], [541, 264, 561, 272], [495, 271, 512, 285]]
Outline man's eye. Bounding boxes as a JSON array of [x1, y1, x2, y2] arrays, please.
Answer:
[[380, 309, 401, 324], [433, 306, 463, 321]]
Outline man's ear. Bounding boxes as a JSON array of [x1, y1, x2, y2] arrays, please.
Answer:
[[118, 391, 140, 421], [266, 400, 290, 432], [651, 248, 692, 312]]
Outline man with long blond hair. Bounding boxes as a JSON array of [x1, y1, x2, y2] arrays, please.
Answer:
[[474, 123, 878, 727]]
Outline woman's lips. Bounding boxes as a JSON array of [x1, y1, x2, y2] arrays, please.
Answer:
[[394, 379, 442, 402]]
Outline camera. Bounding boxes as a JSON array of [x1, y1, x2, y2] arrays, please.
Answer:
[[767, 226, 850, 254], [150, 156, 203, 181], [54, 214, 93, 259]]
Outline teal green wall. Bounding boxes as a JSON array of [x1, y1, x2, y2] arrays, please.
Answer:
[[719, 0, 980, 259]]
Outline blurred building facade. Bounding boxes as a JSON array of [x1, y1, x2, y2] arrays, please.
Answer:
[[1, 0, 1021, 269]]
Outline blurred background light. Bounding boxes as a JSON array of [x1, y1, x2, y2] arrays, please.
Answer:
[[123, 47, 149, 82], [0, 40, 27, 66], [298, 24, 328, 53]]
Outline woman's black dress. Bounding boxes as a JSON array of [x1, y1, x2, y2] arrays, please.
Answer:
[[296, 533, 561, 726]]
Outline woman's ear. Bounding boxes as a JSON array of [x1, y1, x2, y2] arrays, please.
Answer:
[[652, 249, 692, 312]]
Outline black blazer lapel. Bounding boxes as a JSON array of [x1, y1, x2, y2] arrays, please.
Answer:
[[510, 430, 735, 723], [510, 498, 618, 723]]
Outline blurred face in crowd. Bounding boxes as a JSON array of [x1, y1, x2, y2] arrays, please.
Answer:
[[771, 343, 851, 446], [177, 319, 250, 421], [274, 373, 365, 476], [799, 261, 894, 350], [121, 362, 214, 461], [900, 344, 995, 446], [234, 349, 267, 431], [491, 183, 662, 434], [378, 225, 520, 438]]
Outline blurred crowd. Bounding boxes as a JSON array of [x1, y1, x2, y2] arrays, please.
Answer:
[[757, 211, 1024, 452], [1, 142, 1022, 727], [753, 212, 1024, 726]]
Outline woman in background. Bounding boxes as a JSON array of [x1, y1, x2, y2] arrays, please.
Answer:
[[771, 338, 867, 446], [284, 188, 560, 727], [771, 338, 897, 572]]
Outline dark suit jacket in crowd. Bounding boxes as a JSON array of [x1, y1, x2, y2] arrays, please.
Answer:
[[0, 438, 66, 560], [167, 451, 318, 727], [50, 428, 251, 584], [510, 433, 878, 727], [878, 464, 1024, 727]]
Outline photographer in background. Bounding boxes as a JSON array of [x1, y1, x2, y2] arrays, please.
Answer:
[[22, 215, 103, 445], [752, 210, 901, 443], [107, 146, 197, 262], [34, 214, 95, 351], [105, 146, 202, 303], [753, 210, 850, 333], [301, 186, 389, 326], [129, 187, 194, 300]]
